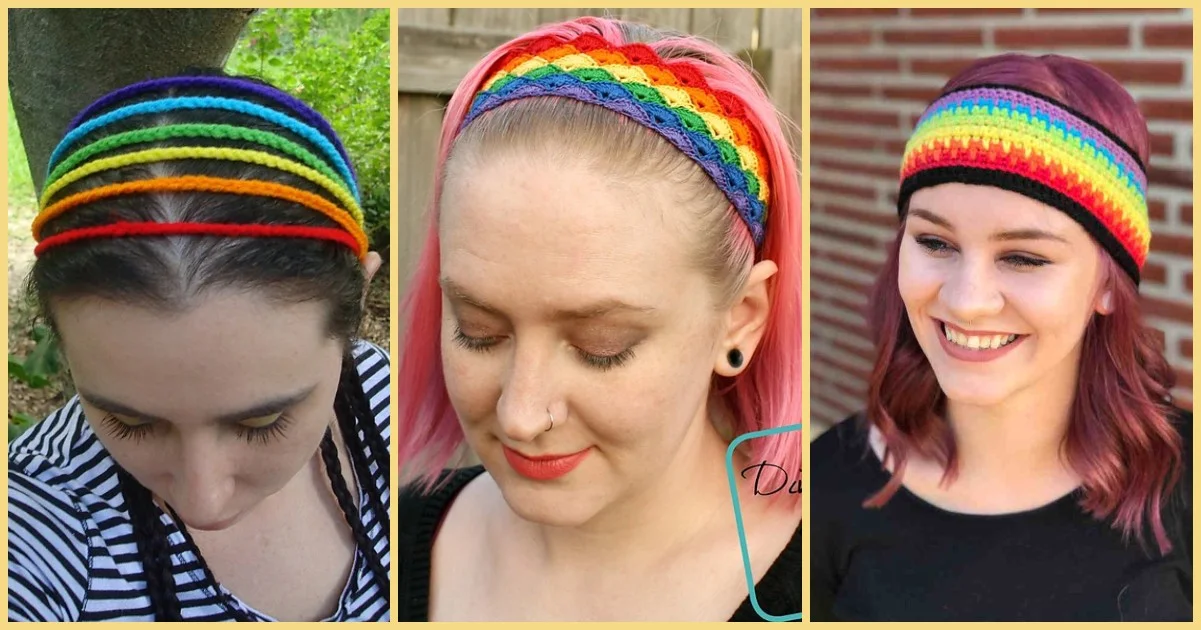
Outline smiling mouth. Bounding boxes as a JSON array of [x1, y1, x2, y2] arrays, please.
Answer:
[[940, 321, 1021, 350]]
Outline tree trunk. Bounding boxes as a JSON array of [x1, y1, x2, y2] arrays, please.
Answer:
[[9, 8, 256, 193]]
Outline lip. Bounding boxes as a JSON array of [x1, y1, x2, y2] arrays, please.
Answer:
[[934, 318, 1027, 363], [502, 445, 592, 481]]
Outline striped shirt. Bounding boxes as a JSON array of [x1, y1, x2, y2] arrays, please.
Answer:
[[8, 339, 391, 621]]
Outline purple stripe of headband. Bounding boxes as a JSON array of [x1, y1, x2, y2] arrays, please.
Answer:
[[920, 84, 1146, 181], [65, 75, 354, 176]]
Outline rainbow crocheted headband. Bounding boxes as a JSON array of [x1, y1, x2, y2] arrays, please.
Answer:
[[462, 33, 770, 246], [898, 84, 1150, 283], [34, 75, 367, 259]]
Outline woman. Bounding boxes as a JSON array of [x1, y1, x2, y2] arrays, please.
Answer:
[[811, 53, 1192, 622], [395, 17, 802, 621], [7, 72, 391, 621]]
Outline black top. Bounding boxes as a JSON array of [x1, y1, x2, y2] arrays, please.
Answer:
[[811, 410, 1193, 622], [397, 466, 801, 622]]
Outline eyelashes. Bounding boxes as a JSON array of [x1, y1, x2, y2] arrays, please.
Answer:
[[453, 326, 638, 372], [914, 235, 1050, 269], [99, 413, 295, 445]]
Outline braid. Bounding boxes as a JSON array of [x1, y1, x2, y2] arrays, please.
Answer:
[[117, 467, 182, 621], [337, 351, 390, 532], [318, 426, 391, 596]]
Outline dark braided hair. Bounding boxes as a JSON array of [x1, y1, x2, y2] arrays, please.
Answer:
[[30, 70, 389, 620]]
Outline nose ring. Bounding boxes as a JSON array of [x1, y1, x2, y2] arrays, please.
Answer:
[[545, 408, 555, 432]]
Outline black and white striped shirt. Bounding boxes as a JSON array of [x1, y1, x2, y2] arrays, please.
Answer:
[[8, 339, 391, 621]]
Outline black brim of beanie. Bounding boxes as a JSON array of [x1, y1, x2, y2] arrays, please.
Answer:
[[897, 166, 1142, 286]]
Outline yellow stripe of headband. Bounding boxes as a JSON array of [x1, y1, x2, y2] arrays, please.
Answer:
[[40, 146, 364, 227]]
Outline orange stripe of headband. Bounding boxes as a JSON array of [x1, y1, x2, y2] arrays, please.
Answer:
[[32, 176, 369, 259]]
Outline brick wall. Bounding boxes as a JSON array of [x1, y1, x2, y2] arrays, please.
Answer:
[[808, 8, 1194, 435]]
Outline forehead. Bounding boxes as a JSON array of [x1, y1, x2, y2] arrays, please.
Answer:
[[439, 152, 702, 310], [908, 183, 1083, 235], [53, 291, 337, 416]]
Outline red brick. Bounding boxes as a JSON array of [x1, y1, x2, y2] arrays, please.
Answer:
[[1150, 233, 1192, 256], [910, 8, 1023, 16], [812, 308, 870, 338], [1188, 271, 1193, 292], [820, 248, 888, 276], [1180, 337, 1192, 360], [1150, 132, 1176, 158], [882, 139, 909, 155], [1149, 199, 1167, 222], [1092, 60, 1185, 85], [882, 28, 983, 45], [811, 81, 874, 97], [881, 85, 941, 103], [812, 106, 901, 128], [813, 267, 870, 294], [812, 8, 900, 17], [1149, 327, 1167, 350], [812, 179, 877, 200], [1035, 8, 1182, 14], [812, 30, 873, 45], [832, 334, 878, 365], [1143, 23, 1192, 48], [994, 26, 1130, 48], [813, 156, 900, 180], [1147, 166, 1192, 190], [811, 131, 876, 151], [812, 223, 879, 250], [813, 57, 901, 73], [1140, 98, 1193, 122], [910, 57, 975, 77], [820, 203, 901, 229], [1142, 260, 1167, 285], [1141, 295, 1192, 322], [1173, 369, 1192, 393], [1181, 204, 1192, 225]]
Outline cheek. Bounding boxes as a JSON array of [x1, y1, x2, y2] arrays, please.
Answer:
[[897, 245, 941, 310]]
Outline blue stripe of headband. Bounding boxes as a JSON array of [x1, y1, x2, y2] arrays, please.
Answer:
[[47, 96, 359, 203], [65, 76, 353, 176]]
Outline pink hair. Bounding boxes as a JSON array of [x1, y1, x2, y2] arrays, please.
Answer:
[[865, 53, 1183, 554], [397, 17, 802, 493]]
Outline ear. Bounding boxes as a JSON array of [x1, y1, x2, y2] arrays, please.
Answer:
[[361, 251, 383, 309], [713, 260, 777, 377], [1095, 289, 1114, 315]]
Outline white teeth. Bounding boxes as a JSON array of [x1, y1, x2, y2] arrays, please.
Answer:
[[943, 324, 1019, 351]]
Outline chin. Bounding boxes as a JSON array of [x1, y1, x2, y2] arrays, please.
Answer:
[[177, 511, 246, 532], [930, 371, 1020, 408], [489, 465, 606, 527]]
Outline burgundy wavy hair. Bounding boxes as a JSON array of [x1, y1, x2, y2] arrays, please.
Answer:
[[865, 53, 1183, 555]]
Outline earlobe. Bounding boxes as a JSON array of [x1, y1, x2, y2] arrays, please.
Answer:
[[1096, 290, 1113, 315]]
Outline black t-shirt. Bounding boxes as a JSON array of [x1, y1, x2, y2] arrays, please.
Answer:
[[811, 410, 1192, 622], [397, 466, 801, 621]]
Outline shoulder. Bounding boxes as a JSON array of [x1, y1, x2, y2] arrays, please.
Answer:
[[398, 466, 486, 524], [8, 399, 102, 621], [811, 412, 873, 484]]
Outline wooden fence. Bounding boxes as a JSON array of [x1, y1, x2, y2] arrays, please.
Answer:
[[395, 7, 804, 294]]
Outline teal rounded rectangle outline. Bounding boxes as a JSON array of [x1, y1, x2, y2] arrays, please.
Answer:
[[725, 423, 803, 622]]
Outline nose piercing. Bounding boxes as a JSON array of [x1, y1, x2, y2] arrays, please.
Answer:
[[545, 408, 555, 432]]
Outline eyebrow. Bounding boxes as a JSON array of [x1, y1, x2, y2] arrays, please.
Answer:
[[439, 277, 656, 321], [908, 208, 1069, 244], [77, 384, 318, 424]]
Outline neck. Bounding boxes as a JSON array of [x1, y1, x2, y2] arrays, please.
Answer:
[[945, 345, 1082, 481], [523, 404, 734, 572]]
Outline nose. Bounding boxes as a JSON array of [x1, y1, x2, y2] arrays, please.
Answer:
[[939, 253, 1005, 325], [495, 340, 557, 443], [170, 433, 237, 530]]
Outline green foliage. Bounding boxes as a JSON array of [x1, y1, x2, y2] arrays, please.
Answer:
[[8, 324, 63, 389], [8, 97, 35, 207], [226, 9, 391, 249]]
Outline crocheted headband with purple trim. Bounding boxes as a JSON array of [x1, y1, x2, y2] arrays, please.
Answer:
[[461, 33, 771, 246]]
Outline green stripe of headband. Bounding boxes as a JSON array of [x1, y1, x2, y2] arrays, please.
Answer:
[[45, 123, 356, 204], [40, 146, 364, 227]]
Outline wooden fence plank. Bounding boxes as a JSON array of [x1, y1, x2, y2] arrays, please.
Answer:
[[395, 94, 445, 294], [691, 8, 758, 49], [452, 8, 540, 32], [537, 8, 610, 24], [615, 8, 693, 33], [396, 24, 513, 95], [396, 8, 450, 27]]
